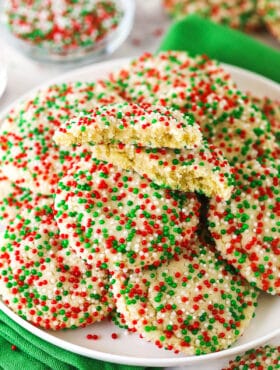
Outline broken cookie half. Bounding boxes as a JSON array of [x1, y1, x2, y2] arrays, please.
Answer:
[[54, 102, 202, 149], [89, 142, 235, 200], [54, 103, 234, 200]]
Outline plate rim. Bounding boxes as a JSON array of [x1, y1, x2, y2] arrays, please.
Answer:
[[1, 300, 280, 367], [0, 57, 280, 367]]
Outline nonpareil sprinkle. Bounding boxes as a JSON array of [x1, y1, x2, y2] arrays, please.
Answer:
[[5, 0, 123, 55]]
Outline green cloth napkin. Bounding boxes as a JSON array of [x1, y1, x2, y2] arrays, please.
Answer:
[[0, 310, 147, 370], [160, 14, 280, 83]]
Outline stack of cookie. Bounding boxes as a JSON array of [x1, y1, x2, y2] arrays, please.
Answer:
[[105, 51, 280, 295], [0, 51, 279, 356], [163, 0, 280, 43], [0, 82, 122, 330], [53, 103, 256, 355]]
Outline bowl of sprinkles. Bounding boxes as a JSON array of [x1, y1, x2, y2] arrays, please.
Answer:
[[2, 0, 135, 63]]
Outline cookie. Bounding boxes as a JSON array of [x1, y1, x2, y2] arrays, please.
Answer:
[[251, 95, 280, 145], [54, 102, 202, 149], [163, 0, 261, 30], [110, 310, 130, 330], [0, 178, 51, 224], [89, 142, 235, 200], [0, 81, 123, 195], [208, 159, 280, 295], [223, 345, 280, 369], [0, 201, 114, 330], [109, 52, 273, 164], [5, 0, 122, 53], [110, 51, 236, 101], [0, 168, 14, 201], [54, 158, 200, 271], [111, 236, 259, 355], [258, 0, 280, 42]]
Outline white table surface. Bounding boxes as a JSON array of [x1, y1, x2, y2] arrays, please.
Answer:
[[0, 1, 279, 369]]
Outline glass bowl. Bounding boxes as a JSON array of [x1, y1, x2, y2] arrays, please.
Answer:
[[0, 47, 7, 100], [1, 0, 135, 64]]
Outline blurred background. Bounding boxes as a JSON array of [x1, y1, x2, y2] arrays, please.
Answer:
[[0, 0, 279, 109]]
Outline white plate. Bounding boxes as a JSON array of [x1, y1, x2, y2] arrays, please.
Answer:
[[0, 58, 280, 368]]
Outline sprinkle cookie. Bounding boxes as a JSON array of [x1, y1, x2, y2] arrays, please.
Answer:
[[0, 168, 14, 201], [251, 95, 280, 145], [163, 0, 261, 30], [109, 52, 273, 164], [111, 236, 258, 355], [5, 0, 122, 54], [258, 0, 280, 42], [223, 345, 280, 369], [54, 158, 200, 271], [0, 203, 114, 330], [0, 81, 123, 195], [0, 180, 51, 225], [110, 51, 237, 101], [110, 310, 130, 330], [54, 102, 202, 149], [208, 159, 280, 295], [89, 142, 235, 199]]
